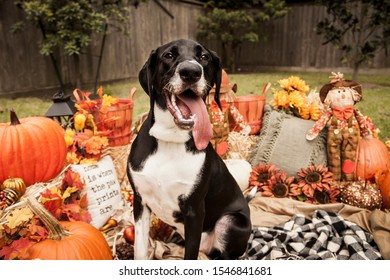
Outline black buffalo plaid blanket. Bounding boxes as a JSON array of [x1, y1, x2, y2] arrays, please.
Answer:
[[242, 210, 382, 260]]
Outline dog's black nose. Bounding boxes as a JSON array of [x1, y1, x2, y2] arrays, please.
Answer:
[[178, 61, 202, 84]]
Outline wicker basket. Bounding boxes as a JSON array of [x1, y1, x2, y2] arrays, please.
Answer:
[[233, 95, 265, 135], [74, 88, 135, 147], [98, 99, 134, 146]]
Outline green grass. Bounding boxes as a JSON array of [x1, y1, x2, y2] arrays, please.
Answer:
[[1, 71, 389, 141]]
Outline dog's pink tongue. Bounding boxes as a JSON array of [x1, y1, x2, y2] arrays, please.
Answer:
[[177, 95, 213, 150]]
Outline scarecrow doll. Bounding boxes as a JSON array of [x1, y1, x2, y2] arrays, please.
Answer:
[[306, 72, 372, 181], [206, 70, 249, 157]]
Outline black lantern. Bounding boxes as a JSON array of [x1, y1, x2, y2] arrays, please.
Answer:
[[45, 91, 77, 127]]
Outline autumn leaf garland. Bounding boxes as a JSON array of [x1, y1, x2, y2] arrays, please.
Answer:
[[40, 170, 91, 223], [0, 169, 91, 260]]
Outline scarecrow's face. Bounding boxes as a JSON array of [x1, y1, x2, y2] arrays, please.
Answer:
[[325, 87, 356, 108]]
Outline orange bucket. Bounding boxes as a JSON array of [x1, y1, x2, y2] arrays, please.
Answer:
[[233, 95, 265, 135], [74, 87, 135, 147], [99, 99, 134, 146]]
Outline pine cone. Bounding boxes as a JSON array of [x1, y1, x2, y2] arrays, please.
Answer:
[[115, 242, 134, 260]]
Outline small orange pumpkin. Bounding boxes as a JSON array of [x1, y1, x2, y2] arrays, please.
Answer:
[[0, 110, 67, 186], [23, 197, 112, 260], [376, 169, 390, 209], [355, 137, 390, 181]]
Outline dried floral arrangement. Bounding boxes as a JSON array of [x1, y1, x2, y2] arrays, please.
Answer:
[[271, 76, 322, 120], [247, 161, 389, 210], [64, 106, 109, 165], [248, 163, 340, 205]]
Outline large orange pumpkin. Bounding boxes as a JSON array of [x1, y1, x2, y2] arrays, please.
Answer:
[[0, 110, 67, 186], [23, 197, 113, 260], [25, 221, 113, 260], [354, 137, 390, 181]]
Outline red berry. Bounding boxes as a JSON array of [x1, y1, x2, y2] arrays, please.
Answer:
[[123, 225, 135, 245]]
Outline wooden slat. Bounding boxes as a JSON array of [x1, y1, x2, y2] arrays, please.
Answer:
[[0, 1, 389, 96]]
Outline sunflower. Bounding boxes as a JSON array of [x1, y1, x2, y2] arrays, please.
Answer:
[[305, 186, 340, 205], [309, 102, 322, 121], [298, 103, 310, 120], [277, 78, 290, 91], [271, 90, 290, 109], [289, 90, 308, 109], [272, 76, 315, 120], [291, 165, 337, 203], [287, 76, 310, 93], [278, 76, 309, 93], [262, 171, 295, 198], [249, 163, 281, 191]]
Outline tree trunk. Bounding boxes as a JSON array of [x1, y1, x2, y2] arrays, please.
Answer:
[[224, 43, 235, 73], [94, 23, 108, 94], [352, 62, 360, 81], [38, 20, 65, 92], [351, 2, 366, 81], [73, 54, 81, 88]]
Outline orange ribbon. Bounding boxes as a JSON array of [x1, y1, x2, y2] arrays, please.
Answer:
[[333, 105, 354, 121], [210, 99, 229, 113]]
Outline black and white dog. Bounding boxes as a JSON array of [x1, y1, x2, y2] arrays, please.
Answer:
[[127, 39, 251, 260]]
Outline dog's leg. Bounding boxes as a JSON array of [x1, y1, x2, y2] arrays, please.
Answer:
[[133, 192, 151, 260], [179, 198, 205, 260], [215, 213, 251, 260]]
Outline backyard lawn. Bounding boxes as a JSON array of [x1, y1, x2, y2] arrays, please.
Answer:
[[0, 70, 389, 142]]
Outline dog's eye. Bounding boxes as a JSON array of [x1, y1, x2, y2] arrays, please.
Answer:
[[200, 53, 210, 61], [164, 52, 174, 59]]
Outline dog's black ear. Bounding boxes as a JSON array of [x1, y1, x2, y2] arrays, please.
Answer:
[[139, 50, 157, 113], [210, 50, 222, 109], [139, 49, 157, 96]]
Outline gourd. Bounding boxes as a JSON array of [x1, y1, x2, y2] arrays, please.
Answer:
[[339, 180, 382, 210], [355, 137, 390, 181], [0, 110, 67, 186], [23, 197, 112, 260], [1, 177, 26, 195]]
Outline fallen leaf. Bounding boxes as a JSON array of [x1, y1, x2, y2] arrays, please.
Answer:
[[7, 238, 35, 260], [6, 207, 34, 229], [62, 186, 79, 200]]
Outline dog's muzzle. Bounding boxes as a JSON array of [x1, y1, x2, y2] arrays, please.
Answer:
[[163, 61, 213, 150], [163, 89, 212, 151], [163, 61, 206, 131]]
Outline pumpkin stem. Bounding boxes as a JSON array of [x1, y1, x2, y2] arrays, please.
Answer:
[[10, 109, 21, 125], [25, 196, 70, 240], [364, 179, 368, 190]]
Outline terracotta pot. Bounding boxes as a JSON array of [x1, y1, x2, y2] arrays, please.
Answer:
[[233, 95, 266, 135]]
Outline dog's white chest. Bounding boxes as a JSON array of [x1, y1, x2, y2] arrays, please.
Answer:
[[131, 140, 205, 232]]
